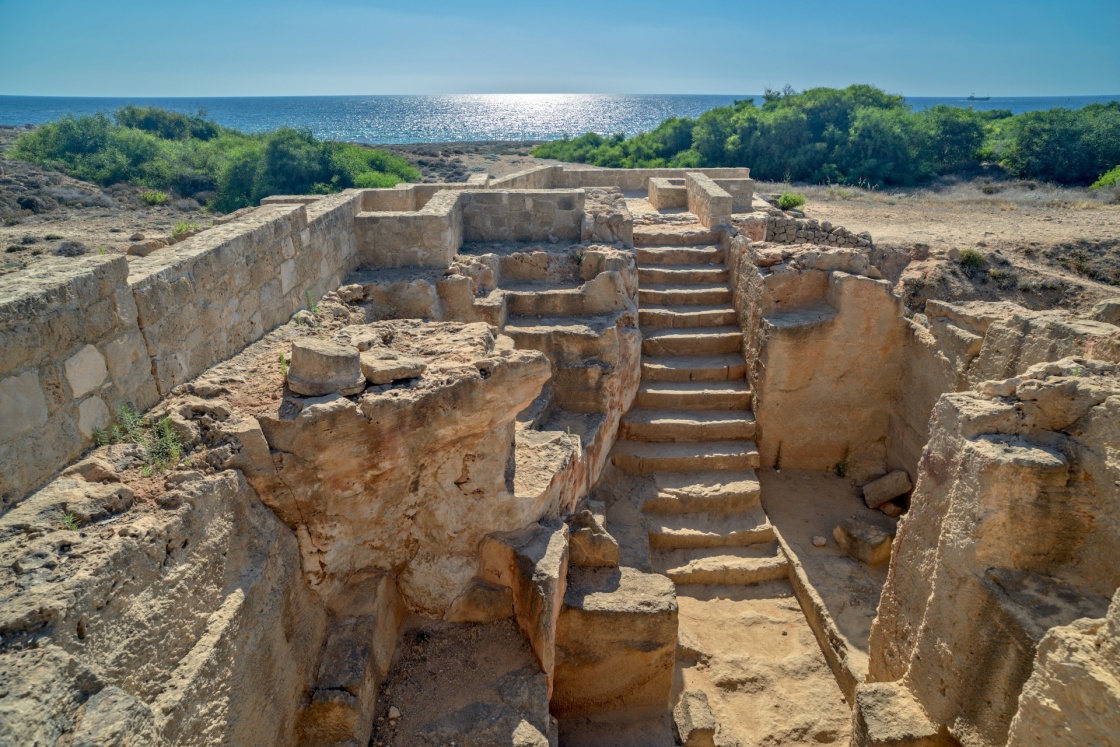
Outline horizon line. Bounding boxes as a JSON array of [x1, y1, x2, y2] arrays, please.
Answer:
[[3, 92, 1119, 100]]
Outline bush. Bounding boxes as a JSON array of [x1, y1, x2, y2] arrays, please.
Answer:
[[139, 189, 170, 206], [957, 249, 986, 275], [1091, 165, 1120, 190], [10, 108, 421, 213], [777, 192, 806, 210], [532, 86, 1120, 187]]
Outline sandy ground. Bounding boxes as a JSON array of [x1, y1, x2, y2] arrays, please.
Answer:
[[759, 470, 892, 678]]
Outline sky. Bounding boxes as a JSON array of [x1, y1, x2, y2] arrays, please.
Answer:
[[0, 0, 1117, 97]]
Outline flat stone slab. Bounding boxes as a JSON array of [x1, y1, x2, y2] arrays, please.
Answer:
[[833, 514, 896, 566]]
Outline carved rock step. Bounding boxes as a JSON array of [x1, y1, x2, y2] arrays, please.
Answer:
[[620, 408, 756, 442], [638, 265, 729, 286], [639, 284, 732, 307], [636, 245, 724, 266], [635, 381, 752, 410], [642, 470, 762, 514], [652, 544, 789, 585], [503, 314, 628, 365], [642, 327, 742, 357], [647, 504, 775, 550], [640, 354, 746, 383], [640, 304, 738, 330], [611, 440, 760, 475]]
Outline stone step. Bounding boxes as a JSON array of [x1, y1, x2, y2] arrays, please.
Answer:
[[634, 227, 720, 247], [641, 354, 746, 382], [647, 504, 775, 550], [503, 314, 624, 365], [642, 327, 741, 357], [639, 284, 732, 307], [652, 545, 789, 586], [641, 471, 761, 514], [639, 305, 737, 330], [635, 245, 723, 266], [638, 265, 729, 286], [504, 284, 590, 317], [620, 409, 755, 442], [635, 381, 752, 410], [611, 440, 760, 475]]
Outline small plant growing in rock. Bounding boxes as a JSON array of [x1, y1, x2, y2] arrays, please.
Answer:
[[98, 405, 184, 473], [139, 190, 170, 206], [147, 416, 183, 470], [171, 221, 199, 239], [279, 351, 289, 377], [61, 512, 81, 531], [306, 290, 319, 315], [834, 445, 850, 478], [957, 249, 986, 276], [778, 192, 806, 210]]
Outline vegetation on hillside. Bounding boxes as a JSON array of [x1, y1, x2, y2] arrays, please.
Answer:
[[532, 85, 1120, 187], [9, 106, 420, 212]]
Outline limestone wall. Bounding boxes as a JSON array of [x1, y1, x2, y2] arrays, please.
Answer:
[[685, 172, 733, 228], [0, 256, 159, 507], [461, 189, 585, 242], [734, 214, 873, 247], [0, 192, 361, 507], [648, 178, 687, 209], [713, 177, 756, 212], [489, 164, 563, 190], [869, 358, 1120, 745], [554, 166, 752, 191], [732, 239, 905, 481], [0, 468, 327, 746]]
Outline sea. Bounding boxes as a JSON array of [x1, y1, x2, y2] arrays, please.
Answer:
[[1, 94, 1117, 144]]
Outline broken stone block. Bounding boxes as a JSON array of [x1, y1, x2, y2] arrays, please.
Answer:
[[480, 521, 569, 696], [286, 338, 365, 397], [673, 690, 718, 747], [444, 578, 514, 623], [862, 470, 912, 509], [1090, 297, 1120, 326], [552, 566, 677, 717], [568, 509, 620, 568], [359, 349, 427, 385], [833, 515, 895, 566], [851, 681, 949, 746]]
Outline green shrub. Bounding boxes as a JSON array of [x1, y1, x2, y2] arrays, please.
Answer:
[[957, 249, 986, 274], [139, 189, 170, 206], [1091, 165, 1120, 190], [778, 192, 806, 210], [531, 86, 1120, 187], [10, 108, 421, 213]]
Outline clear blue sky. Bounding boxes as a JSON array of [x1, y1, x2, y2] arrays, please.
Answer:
[[0, 0, 1116, 96]]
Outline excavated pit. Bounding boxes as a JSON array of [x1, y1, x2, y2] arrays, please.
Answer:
[[1, 167, 1118, 747]]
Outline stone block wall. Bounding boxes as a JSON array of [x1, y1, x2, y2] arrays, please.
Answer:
[[554, 166, 752, 192], [737, 214, 873, 247], [461, 190, 585, 242], [648, 178, 687, 209], [355, 189, 463, 268], [0, 256, 159, 506], [685, 172, 733, 228], [489, 165, 563, 190], [0, 192, 361, 507], [713, 177, 756, 212]]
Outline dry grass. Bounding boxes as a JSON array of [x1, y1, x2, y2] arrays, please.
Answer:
[[755, 177, 1120, 210]]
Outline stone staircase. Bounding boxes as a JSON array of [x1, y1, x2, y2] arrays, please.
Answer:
[[610, 243, 785, 586]]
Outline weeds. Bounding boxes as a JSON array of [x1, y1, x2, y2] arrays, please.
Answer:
[[139, 189, 170, 206], [61, 512, 81, 531], [306, 290, 319, 315], [778, 192, 807, 210], [96, 404, 184, 473], [172, 221, 199, 239], [44, 233, 63, 240], [279, 351, 289, 377]]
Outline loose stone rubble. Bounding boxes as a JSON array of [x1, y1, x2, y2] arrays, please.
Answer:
[[0, 164, 1117, 747]]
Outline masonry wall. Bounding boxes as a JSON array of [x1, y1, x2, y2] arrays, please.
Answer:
[[355, 189, 463, 268], [0, 191, 361, 507], [554, 166, 752, 191], [461, 190, 585, 242], [686, 172, 733, 229], [0, 256, 158, 507]]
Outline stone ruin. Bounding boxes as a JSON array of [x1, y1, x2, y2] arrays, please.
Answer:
[[0, 164, 1117, 747]]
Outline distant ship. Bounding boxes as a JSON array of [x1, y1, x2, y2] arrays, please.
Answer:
[[967, 94, 991, 101]]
